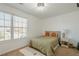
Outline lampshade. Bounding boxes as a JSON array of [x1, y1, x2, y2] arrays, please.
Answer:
[[61, 29, 71, 40]]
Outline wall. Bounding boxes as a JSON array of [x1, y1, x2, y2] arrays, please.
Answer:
[[0, 4, 42, 55], [42, 11, 79, 47], [28, 18, 42, 38]]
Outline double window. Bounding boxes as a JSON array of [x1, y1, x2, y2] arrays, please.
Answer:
[[0, 12, 27, 41]]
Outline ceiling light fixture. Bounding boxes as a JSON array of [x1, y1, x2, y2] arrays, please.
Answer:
[[36, 3, 46, 11], [37, 3, 45, 7]]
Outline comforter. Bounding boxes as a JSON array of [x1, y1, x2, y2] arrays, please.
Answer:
[[31, 37, 59, 56]]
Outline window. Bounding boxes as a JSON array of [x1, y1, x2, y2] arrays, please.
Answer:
[[0, 12, 27, 41], [0, 12, 4, 41], [0, 12, 11, 41], [13, 16, 27, 39]]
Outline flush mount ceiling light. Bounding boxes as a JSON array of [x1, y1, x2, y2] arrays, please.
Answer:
[[36, 3, 47, 11], [37, 3, 45, 7]]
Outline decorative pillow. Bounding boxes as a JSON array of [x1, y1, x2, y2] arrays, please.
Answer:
[[50, 32, 58, 37], [42, 32, 50, 37], [42, 31, 58, 38]]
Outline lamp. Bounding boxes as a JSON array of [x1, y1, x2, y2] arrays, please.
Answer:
[[61, 29, 71, 42]]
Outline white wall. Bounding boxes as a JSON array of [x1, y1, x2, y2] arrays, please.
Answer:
[[28, 18, 42, 38], [42, 11, 79, 47], [0, 4, 42, 55]]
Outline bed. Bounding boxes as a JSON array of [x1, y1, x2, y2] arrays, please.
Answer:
[[30, 31, 60, 56]]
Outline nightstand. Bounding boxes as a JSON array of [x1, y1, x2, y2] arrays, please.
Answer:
[[60, 40, 74, 48]]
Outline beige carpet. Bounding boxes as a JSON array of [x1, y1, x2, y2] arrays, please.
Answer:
[[2, 46, 79, 56], [2, 50, 24, 56], [19, 47, 45, 56], [55, 46, 79, 56]]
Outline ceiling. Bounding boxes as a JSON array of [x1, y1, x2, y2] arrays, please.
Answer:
[[5, 3, 79, 19]]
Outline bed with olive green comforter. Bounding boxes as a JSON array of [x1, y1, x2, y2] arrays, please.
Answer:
[[31, 37, 59, 56]]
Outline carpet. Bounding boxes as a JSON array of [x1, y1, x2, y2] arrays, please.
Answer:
[[55, 46, 79, 56], [19, 47, 45, 56]]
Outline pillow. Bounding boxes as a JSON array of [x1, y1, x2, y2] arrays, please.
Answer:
[[50, 32, 58, 37], [42, 32, 50, 37]]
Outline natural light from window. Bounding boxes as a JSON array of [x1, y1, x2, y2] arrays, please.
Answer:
[[0, 12, 27, 41]]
